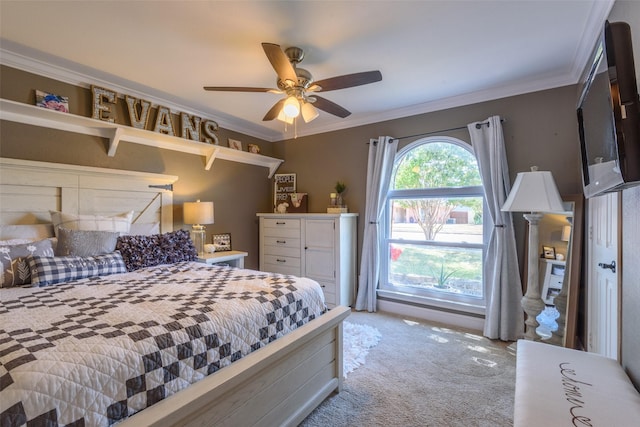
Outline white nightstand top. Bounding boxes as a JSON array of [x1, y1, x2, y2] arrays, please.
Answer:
[[197, 250, 248, 267]]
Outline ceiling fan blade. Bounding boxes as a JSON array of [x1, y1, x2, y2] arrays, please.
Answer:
[[263, 98, 286, 121], [262, 43, 298, 85], [203, 86, 275, 93], [312, 96, 351, 118], [313, 70, 382, 92]]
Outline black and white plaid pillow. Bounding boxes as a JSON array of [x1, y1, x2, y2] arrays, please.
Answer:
[[27, 252, 127, 287]]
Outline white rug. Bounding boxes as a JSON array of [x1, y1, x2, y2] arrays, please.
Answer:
[[343, 321, 381, 378]]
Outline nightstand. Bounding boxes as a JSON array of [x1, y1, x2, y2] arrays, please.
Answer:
[[197, 251, 248, 268], [539, 259, 566, 305]]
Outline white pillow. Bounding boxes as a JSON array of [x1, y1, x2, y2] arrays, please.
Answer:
[[129, 222, 161, 236], [50, 210, 134, 237]]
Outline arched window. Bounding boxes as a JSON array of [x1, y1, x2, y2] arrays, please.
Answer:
[[379, 136, 486, 311]]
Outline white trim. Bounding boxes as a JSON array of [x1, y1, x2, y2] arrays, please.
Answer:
[[377, 298, 484, 333]]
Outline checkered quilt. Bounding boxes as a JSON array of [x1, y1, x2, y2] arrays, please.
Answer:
[[0, 261, 327, 426]]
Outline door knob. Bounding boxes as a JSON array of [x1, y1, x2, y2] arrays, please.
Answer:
[[598, 260, 616, 273]]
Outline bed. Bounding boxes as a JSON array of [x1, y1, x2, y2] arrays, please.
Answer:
[[0, 158, 349, 426]]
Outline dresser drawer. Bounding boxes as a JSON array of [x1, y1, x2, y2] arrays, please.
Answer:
[[548, 275, 564, 289], [263, 244, 300, 258], [262, 262, 301, 276], [263, 236, 300, 249], [263, 254, 301, 268], [263, 226, 300, 239], [263, 218, 300, 230]]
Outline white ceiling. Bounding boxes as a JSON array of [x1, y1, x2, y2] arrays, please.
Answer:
[[0, 0, 614, 142]]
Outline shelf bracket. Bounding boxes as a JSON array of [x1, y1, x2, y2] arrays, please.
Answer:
[[107, 127, 125, 157], [205, 146, 219, 171], [267, 160, 282, 179]]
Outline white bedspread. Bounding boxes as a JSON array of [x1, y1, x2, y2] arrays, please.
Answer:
[[0, 262, 326, 426]]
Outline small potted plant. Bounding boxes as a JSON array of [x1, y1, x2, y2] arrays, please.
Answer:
[[334, 181, 346, 206], [327, 181, 348, 213]]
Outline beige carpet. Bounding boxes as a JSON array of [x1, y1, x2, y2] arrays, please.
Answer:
[[299, 310, 516, 427]]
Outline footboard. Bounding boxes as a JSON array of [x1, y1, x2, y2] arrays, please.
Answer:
[[122, 306, 350, 427]]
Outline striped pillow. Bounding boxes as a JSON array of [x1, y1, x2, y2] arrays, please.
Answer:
[[28, 252, 127, 286]]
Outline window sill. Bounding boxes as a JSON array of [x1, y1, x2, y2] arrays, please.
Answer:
[[377, 289, 485, 317]]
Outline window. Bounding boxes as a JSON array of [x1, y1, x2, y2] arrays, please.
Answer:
[[379, 136, 485, 312]]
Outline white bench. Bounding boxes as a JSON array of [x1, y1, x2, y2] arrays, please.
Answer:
[[514, 339, 640, 426]]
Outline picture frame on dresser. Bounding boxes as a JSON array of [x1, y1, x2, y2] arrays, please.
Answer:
[[542, 246, 556, 260], [212, 233, 232, 251]]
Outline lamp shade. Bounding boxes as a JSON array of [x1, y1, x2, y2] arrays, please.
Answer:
[[301, 102, 319, 123], [501, 168, 564, 213], [183, 200, 214, 225], [277, 109, 294, 124], [561, 225, 572, 242], [283, 96, 300, 117]]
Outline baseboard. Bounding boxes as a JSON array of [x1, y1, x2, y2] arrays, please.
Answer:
[[377, 299, 484, 332]]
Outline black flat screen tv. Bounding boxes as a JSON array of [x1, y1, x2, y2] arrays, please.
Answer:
[[577, 21, 640, 198]]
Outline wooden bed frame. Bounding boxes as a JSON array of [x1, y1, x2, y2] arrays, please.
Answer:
[[0, 157, 349, 426]]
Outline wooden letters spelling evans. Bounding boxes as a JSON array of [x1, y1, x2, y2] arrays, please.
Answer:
[[91, 86, 219, 145]]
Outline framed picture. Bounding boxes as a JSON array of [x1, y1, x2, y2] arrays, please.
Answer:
[[542, 246, 556, 260], [212, 233, 232, 251], [274, 173, 296, 211], [248, 143, 261, 154], [228, 139, 242, 150], [35, 90, 69, 113]]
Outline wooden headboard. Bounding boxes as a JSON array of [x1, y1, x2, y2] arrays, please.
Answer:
[[0, 158, 177, 233]]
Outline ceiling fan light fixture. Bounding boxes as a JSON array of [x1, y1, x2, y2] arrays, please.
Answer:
[[277, 109, 294, 124], [301, 102, 319, 123], [283, 96, 300, 117]]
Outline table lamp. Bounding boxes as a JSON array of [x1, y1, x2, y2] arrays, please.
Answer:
[[183, 199, 214, 256], [502, 166, 564, 340]]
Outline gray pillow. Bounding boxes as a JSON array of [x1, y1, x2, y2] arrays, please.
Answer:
[[0, 239, 54, 287], [55, 228, 119, 257]]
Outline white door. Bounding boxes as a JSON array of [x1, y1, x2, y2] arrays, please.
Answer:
[[587, 192, 620, 360]]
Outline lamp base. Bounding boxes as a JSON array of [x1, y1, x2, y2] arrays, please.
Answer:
[[523, 212, 545, 341], [190, 225, 206, 256]]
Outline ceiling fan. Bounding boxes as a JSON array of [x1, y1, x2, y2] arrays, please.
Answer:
[[204, 43, 382, 124]]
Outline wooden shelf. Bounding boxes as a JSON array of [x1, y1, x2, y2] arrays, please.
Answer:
[[0, 98, 283, 178]]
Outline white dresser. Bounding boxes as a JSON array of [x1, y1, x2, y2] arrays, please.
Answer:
[[257, 213, 358, 308]]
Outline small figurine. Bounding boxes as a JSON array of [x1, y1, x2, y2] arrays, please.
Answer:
[[276, 202, 289, 213]]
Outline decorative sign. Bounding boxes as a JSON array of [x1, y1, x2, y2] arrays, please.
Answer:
[[91, 85, 219, 144], [274, 173, 296, 211]]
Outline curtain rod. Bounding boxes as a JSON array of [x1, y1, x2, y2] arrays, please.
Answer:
[[392, 118, 505, 141]]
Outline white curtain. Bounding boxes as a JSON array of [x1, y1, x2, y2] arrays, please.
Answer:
[[467, 116, 523, 341], [355, 136, 398, 312]]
